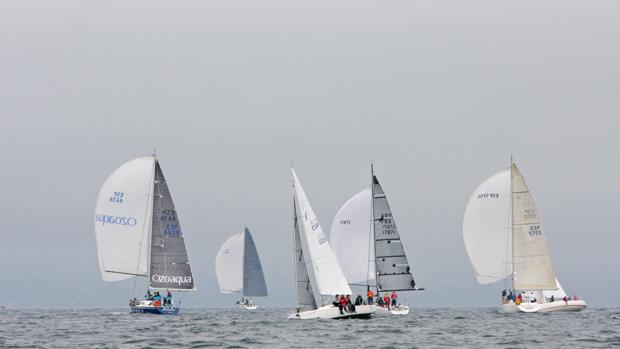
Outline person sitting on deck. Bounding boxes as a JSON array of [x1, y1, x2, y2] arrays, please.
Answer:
[[550, 295, 555, 302], [346, 295, 355, 313], [377, 296, 384, 307], [563, 296, 568, 303], [333, 294, 340, 308], [508, 290, 513, 301], [391, 291, 398, 307], [573, 295, 578, 301], [367, 289, 374, 305], [339, 295, 349, 314], [355, 295, 364, 306]]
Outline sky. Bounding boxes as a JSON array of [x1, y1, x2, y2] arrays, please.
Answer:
[[1, 0, 619, 308]]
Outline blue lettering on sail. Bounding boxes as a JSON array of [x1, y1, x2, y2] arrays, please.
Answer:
[[109, 192, 125, 203], [164, 224, 181, 237], [96, 213, 137, 226]]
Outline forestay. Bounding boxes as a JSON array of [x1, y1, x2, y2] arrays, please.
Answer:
[[215, 232, 245, 294], [330, 187, 375, 285], [372, 176, 416, 291], [95, 156, 155, 281], [242, 228, 268, 297], [463, 168, 512, 284], [511, 164, 556, 290], [293, 200, 318, 311], [149, 161, 195, 290], [291, 169, 352, 298]]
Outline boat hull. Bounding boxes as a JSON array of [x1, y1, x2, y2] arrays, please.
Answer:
[[130, 305, 180, 315], [501, 300, 587, 313], [375, 304, 410, 316], [238, 304, 258, 310], [289, 305, 376, 319]]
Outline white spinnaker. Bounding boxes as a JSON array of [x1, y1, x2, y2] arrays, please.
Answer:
[[463, 168, 512, 284], [291, 169, 353, 297], [511, 163, 557, 290], [330, 187, 375, 285], [215, 232, 245, 294], [95, 156, 155, 281]]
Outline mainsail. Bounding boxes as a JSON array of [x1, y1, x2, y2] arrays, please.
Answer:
[[242, 228, 268, 297], [292, 169, 352, 301], [94, 156, 155, 281], [293, 200, 318, 311], [372, 176, 416, 292], [215, 228, 268, 297], [148, 161, 195, 290], [511, 163, 556, 290]]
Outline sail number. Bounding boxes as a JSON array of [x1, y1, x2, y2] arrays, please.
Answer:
[[528, 225, 542, 237], [316, 233, 328, 245], [109, 192, 124, 203]]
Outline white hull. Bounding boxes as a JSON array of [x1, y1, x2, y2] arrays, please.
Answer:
[[375, 304, 410, 315], [238, 304, 258, 310], [289, 304, 376, 319], [501, 300, 587, 313]]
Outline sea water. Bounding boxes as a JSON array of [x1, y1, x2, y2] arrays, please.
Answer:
[[1, 307, 618, 348]]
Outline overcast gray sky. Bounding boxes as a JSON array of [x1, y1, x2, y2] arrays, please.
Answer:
[[1, 1, 619, 308]]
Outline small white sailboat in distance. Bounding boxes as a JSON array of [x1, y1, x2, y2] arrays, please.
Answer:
[[94, 155, 196, 315], [463, 160, 586, 313], [331, 164, 422, 316], [215, 227, 268, 310], [289, 168, 376, 319]]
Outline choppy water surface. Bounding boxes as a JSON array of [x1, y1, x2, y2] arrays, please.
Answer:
[[1, 307, 619, 348]]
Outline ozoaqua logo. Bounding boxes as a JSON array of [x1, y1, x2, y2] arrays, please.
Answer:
[[96, 213, 138, 226], [151, 274, 193, 285]]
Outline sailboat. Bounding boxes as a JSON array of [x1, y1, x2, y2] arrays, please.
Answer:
[[94, 155, 196, 315], [463, 161, 587, 313], [331, 165, 422, 315], [289, 168, 376, 319], [215, 227, 268, 310]]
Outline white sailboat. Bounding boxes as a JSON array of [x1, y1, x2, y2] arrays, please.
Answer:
[[289, 168, 376, 319], [463, 161, 586, 313], [94, 155, 196, 315], [331, 165, 422, 316], [215, 227, 268, 310]]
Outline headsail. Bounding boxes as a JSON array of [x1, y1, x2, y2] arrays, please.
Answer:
[[511, 163, 556, 290], [215, 232, 245, 294], [95, 156, 155, 281], [149, 160, 195, 290], [330, 187, 375, 285], [372, 176, 416, 291], [463, 168, 512, 284], [293, 199, 318, 310], [242, 228, 268, 297], [291, 169, 352, 298]]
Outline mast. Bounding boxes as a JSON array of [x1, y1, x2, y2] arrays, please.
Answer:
[[509, 154, 514, 292], [371, 162, 379, 296]]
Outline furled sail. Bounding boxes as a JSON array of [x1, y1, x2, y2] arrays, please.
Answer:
[[330, 187, 375, 285], [291, 169, 352, 298], [462, 168, 512, 284], [511, 163, 557, 290], [215, 232, 245, 294], [95, 156, 155, 281], [372, 176, 416, 291], [242, 228, 268, 297], [293, 200, 318, 311], [149, 161, 195, 290]]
